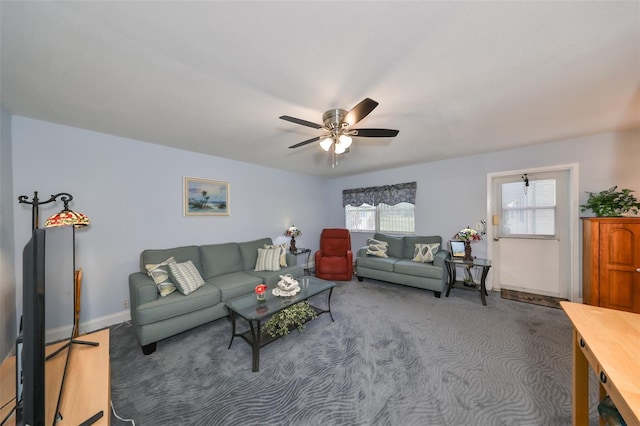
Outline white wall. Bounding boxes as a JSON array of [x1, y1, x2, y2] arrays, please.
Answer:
[[11, 116, 329, 333], [327, 128, 640, 258], [1, 105, 17, 358]]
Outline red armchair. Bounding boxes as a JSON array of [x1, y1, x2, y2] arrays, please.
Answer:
[[315, 228, 353, 281]]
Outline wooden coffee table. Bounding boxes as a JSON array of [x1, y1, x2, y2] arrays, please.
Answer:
[[225, 277, 335, 372]]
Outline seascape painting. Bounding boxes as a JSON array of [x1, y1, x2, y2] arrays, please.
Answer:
[[184, 177, 229, 216]]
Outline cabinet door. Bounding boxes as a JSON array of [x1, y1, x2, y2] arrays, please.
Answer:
[[599, 223, 640, 313]]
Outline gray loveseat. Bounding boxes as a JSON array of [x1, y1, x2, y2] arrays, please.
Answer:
[[355, 233, 450, 297], [128, 237, 304, 354]]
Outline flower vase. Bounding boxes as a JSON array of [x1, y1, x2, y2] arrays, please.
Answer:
[[463, 241, 473, 261]]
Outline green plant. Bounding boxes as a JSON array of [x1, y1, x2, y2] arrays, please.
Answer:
[[580, 186, 640, 217], [262, 301, 317, 339]]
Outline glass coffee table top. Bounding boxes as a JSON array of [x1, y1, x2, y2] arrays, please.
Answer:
[[225, 276, 335, 321]]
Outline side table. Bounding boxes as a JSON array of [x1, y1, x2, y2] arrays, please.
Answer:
[[445, 257, 492, 305], [290, 248, 312, 275]]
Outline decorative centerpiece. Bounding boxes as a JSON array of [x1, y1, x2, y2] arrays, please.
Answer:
[[580, 186, 640, 217], [455, 227, 482, 261], [262, 301, 317, 338], [272, 274, 300, 297], [255, 284, 267, 301], [285, 225, 301, 252]]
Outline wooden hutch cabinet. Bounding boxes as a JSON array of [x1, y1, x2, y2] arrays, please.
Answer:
[[582, 217, 640, 313]]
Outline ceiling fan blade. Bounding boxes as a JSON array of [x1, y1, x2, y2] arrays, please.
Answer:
[[354, 128, 400, 137], [289, 136, 322, 149], [279, 115, 323, 129], [342, 98, 379, 127]]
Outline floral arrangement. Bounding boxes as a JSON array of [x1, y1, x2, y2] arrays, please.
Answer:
[[255, 284, 267, 301], [285, 226, 301, 238], [456, 227, 482, 242]]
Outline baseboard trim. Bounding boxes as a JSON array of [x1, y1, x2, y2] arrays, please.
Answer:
[[79, 309, 131, 335], [44, 309, 131, 343]]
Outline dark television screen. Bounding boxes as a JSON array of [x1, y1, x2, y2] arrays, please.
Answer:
[[17, 226, 75, 426]]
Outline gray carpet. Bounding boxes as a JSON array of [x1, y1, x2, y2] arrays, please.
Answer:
[[109, 279, 601, 425]]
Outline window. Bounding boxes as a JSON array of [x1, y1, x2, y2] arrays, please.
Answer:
[[345, 203, 375, 232], [500, 179, 556, 237], [345, 202, 415, 234], [343, 182, 416, 234]]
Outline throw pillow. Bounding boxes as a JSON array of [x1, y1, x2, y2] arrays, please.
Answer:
[[366, 238, 389, 258], [255, 247, 281, 272], [264, 243, 288, 267], [145, 256, 177, 297], [413, 243, 440, 263], [168, 260, 205, 296]]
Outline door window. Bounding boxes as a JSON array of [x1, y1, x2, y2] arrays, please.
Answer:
[[499, 179, 556, 238]]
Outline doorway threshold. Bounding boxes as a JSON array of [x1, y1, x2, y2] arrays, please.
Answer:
[[500, 288, 567, 309]]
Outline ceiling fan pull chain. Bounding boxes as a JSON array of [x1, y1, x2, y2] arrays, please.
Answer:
[[332, 145, 337, 168]]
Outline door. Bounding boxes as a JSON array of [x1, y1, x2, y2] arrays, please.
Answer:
[[491, 169, 571, 298], [599, 221, 640, 312]]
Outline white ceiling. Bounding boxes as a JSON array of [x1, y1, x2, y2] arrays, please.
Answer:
[[2, 1, 639, 178]]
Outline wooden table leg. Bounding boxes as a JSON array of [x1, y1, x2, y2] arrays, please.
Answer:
[[572, 328, 589, 425]]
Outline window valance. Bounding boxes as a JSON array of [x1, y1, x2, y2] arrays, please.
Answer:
[[342, 182, 416, 207]]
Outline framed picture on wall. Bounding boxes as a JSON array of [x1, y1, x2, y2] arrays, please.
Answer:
[[184, 177, 229, 216]]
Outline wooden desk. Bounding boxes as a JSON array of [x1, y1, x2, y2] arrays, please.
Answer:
[[0, 328, 110, 425], [561, 302, 640, 426]]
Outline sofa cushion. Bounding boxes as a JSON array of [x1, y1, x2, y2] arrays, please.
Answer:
[[403, 236, 442, 259], [238, 238, 273, 270], [145, 256, 177, 297], [366, 238, 389, 258], [254, 247, 281, 272], [357, 255, 400, 272], [373, 233, 404, 258], [134, 283, 221, 326], [207, 271, 263, 301], [140, 245, 202, 275], [201, 242, 244, 279], [169, 260, 205, 295], [412, 243, 440, 263], [393, 259, 443, 279]]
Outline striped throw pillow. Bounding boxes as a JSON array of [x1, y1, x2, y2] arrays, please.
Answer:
[[264, 243, 288, 267], [254, 247, 281, 272], [168, 260, 205, 295]]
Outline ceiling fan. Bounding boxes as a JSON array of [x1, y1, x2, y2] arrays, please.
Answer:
[[279, 98, 399, 167]]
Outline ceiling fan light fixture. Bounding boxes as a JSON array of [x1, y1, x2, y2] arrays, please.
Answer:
[[338, 134, 352, 149], [281, 98, 399, 168], [334, 142, 347, 155], [320, 137, 333, 152]]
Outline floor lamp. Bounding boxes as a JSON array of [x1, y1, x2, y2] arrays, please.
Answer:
[[18, 191, 96, 349]]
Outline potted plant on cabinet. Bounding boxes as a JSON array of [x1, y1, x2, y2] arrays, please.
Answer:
[[580, 186, 640, 217]]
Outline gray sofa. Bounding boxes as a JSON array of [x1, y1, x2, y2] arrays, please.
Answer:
[[355, 233, 450, 297], [128, 237, 304, 354]]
